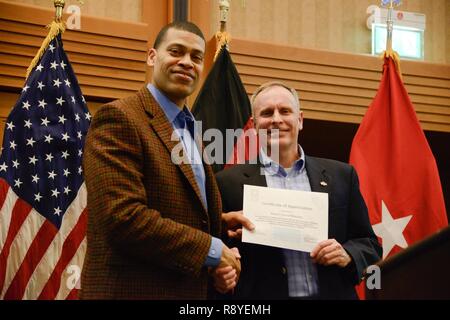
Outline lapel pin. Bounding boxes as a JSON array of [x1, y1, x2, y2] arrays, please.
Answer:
[[320, 181, 328, 187]]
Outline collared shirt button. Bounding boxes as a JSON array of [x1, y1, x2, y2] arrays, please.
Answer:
[[211, 249, 216, 255]]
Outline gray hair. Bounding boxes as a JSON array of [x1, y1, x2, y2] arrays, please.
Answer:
[[250, 81, 300, 119]]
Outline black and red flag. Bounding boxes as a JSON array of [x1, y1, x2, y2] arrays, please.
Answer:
[[192, 46, 255, 173]]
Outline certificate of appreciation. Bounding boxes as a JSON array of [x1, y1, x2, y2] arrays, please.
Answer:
[[242, 185, 328, 252]]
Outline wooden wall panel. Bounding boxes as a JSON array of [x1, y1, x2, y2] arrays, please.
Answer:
[[0, 4, 148, 96], [209, 0, 450, 64], [447, 0, 450, 68], [6, 0, 143, 22], [229, 38, 450, 133]]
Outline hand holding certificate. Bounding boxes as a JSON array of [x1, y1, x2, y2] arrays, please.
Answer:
[[242, 185, 328, 252]]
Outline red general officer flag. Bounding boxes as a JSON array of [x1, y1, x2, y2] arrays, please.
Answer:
[[349, 57, 448, 262]]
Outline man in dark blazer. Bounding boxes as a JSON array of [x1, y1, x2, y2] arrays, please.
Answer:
[[80, 22, 245, 299], [216, 81, 382, 299]]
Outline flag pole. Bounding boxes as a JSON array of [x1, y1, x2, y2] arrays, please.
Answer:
[[214, 0, 231, 61], [25, 0, 67, 78], [381, 0, 403, 79], [385, 0, 395, 53]]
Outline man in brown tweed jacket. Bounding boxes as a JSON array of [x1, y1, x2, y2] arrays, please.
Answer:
[[80, 21, 251, 299]]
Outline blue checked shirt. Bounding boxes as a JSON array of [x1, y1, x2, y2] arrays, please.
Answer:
[[147, 84, 222, 267], [260, 146, 319, 297]]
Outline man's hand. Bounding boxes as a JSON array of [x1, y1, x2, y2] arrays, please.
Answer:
[[211, 246, 241, 294], [222, 210, 255, 239], [310, 239, 352, 268]]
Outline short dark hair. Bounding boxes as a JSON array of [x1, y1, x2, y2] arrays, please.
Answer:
[[153, 21, 205, 49]]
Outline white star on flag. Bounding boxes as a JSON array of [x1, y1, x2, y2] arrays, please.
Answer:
[[22, 101, 31, 110], [10, 141, 17, 150], [372, 200, 413, 258], [44, 134, 53, 143], [53, 207, 62, 216], [60, 61, 67, 69], [14, 178, 23, 188], [48, 170, 57, 179], [51, 188, 60, 198], [24, 119, 32, 129], [44, 134, 54, 144], [48, 43, 55, 52], [64, 186, 71, 195], [50, 61, 58, 70], [56, 96, 65, 106], [22, 85, 30, 92], [29, 156, 38, 165], [58, 115, 67, 124], [36, 63, 43, 71], [38, 99, 47, 109], [53, 78, 62, 87], [64, 79, 71, 87], [61, 150, 70, 159], [37, 81, 45, 90], [41, 117, 50, 126], [63, 168, 71, 177], [34, 193, 43, 202], [0, 162, 7, 171], [6, 122, 15, 131], [75, 113, 80, 122], [45, 153, 54, 162], [31, 174, 40, 183], [12, 159, 19, 168], [26, 137, 36, 147], [62, 133, 70, 142]]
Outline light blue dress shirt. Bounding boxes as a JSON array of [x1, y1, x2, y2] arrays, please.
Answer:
[[147, 84, 222, 267], [260, 146, 320, 297]]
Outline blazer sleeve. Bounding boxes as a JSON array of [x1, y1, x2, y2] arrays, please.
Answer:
[[83, 103, 211, 277], [342, 166, 383, 284]]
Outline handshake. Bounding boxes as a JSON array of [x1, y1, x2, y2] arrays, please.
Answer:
[[210, 211, 255, 294]]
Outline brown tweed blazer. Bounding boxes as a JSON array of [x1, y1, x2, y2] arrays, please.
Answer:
[[80, 87, 222, 299]]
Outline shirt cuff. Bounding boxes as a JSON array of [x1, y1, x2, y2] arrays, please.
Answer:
[[203, 237, 223, 267]]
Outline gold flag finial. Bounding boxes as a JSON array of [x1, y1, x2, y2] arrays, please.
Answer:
[[214, 0, 231, 61], [54, 0, 65, 22]]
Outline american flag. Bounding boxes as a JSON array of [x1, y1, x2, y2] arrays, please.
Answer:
[[0, 35, 90, 299]]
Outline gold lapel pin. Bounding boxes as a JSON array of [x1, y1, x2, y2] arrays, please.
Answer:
[[320, 181, 328, 186]]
